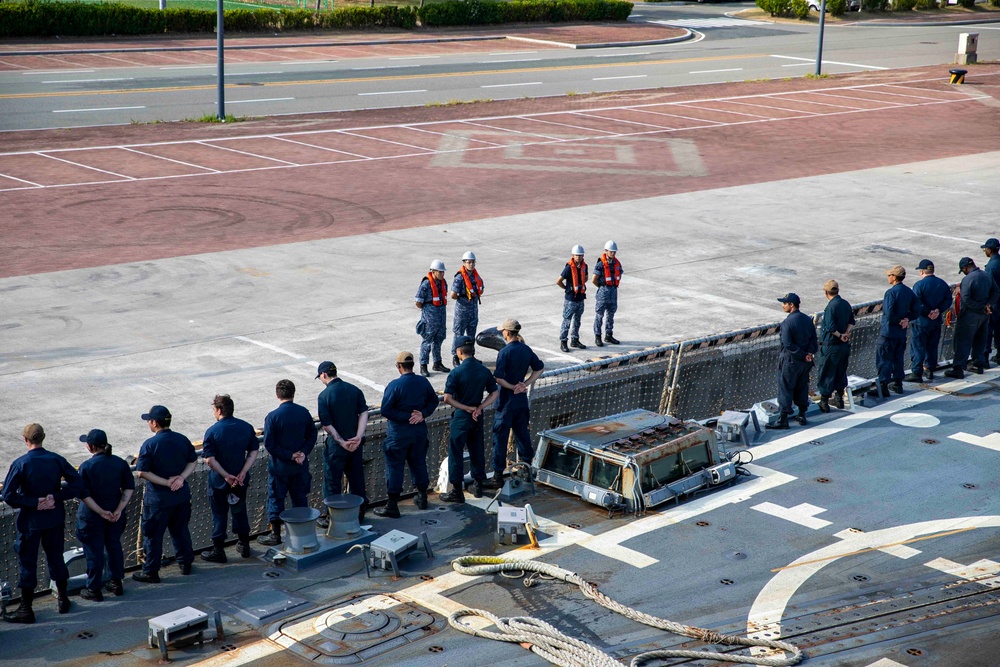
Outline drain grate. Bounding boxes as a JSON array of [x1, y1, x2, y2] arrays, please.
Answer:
[[808, 440, 824, 446], [963, 483, 978, 489], [852, 575, 870, 582], [219, 644, 238, 652], [907, 648, 925, 656], [76, 631, 95, 640], [428, 646, 444, 653], [568, 523, 583, 529], [922, 439, 939, 445], [695, 521, 711, 527], [263, 570, 282, 579], [420, 518, 440, 526], [720, 579, 735, 586], [816, 477, 832, 484]]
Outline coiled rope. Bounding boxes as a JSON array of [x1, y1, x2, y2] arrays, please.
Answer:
[[449, 556, 803, 667]]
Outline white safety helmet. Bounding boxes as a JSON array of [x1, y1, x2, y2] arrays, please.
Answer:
[[571, 245, 585, 256], [462, 251, 476, 261], [604, 240, 618, 252], [429, 259, 446, 272]]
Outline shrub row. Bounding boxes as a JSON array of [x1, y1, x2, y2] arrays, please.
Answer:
[[0, 0, 631, 38]]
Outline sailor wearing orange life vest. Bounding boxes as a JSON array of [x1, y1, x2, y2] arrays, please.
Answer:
[[592, 240, 622, 347], [450, 251, 484, 368], [415, 260, 450, 377], [556, 245, 588, 353]]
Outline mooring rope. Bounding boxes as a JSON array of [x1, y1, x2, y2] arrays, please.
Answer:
[[449, 556, 803, 667]]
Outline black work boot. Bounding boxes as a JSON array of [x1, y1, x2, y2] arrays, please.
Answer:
[[482, 474, 504, 490], [903, 371, 923, 383], [867, 382, 889, 398], [374, 494, 401, 518], [420, 364, 430, 377], [559, 340, 570, 353], [316, 514, 330, 529], [438, 488, 465, 504], [794, 408, 808, 426], [891, 381, 904, 394], [80, 587, 104, 602], [765, 413, 790, 430], [595, 336, 604, 347], [358, 504, 367, 525], [944, 367, 965, 379], [833, 391, 845, 410], [818, 396, 830, 413], [257, 520, 282, 546], [104, 579, 124, 597], [237, 534, 251, 558], [432, 361, 449, 373], [414, 488, 429, 510], [55, 580, 70, 614], [3, 588, 35, 624], [570, 338, 587, 349], [605, 334, 620, 345], [471, 480, 485, 499], [200, 538, 228, 564]]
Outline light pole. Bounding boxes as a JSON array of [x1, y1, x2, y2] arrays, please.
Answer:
[[815, 0, 827, 76], [217, 0, 225, 120]]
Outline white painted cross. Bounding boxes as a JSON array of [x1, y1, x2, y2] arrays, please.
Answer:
[[923, 557, 1000, 588], [751, 502, 831, 529], [948, 431, 1000, 453]]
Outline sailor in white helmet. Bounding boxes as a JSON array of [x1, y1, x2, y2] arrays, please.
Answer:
[[449, 251, 484, 368], [555, 245, 588, 353], [414, 259, 450, 376], [592, 240, 623, 346]]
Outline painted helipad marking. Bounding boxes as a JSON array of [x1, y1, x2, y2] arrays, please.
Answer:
[[750, 373, 999, 461], [0, 78, 991, 192], [948, 431, 1000, 452], [751, 502, 831, 529], [889, 412, 939, 428], [748, 516, 1000, 654], [924, 557, 1000, 587], [866, 660, 910, 667]]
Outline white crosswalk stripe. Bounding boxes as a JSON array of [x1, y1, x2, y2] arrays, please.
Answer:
[[647, 17, 773, 28]]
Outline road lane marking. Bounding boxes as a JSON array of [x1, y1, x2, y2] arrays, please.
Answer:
[[388, 55, 440, 60], [358, 89, 427, 95], [752, 502, 832, 529], [227, 97, 294, 104], [21, 69, 95, 74], [770, 54, 888, 70], [690, 68, 743, 74], [43, 77, 133, 84], [352, 65, 420, 70], [226, 71, 283, 76], [593, 74, 647, 81], [481, 81, 543, 88], [52, 105, 144, 113], [480, 58, 542, 63]]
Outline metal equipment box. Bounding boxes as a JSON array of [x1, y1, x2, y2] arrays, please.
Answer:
[[533, 409, 733, 511]]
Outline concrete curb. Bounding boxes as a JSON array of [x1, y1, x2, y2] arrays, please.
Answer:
[[853, 16, 1000, 26], [505, 29, 693, 48]]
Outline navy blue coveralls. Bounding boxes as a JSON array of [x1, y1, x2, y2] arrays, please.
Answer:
[[77, 452, 134, 591], [380, 372, 439, 495], [877, 283, 918, 384], [202, 417, 259, 541], [135, 430, 197, 575], [318, 378, 369, 506], [2, 449, 81, 590], [953, 267, 1000, 371], [777, 310, 818, 416], [911, 274, 952, 375], [559, 261, 587, 342], [263, 401, 318, 523], [816, 295, 855, 398], [444, 357, 498, 486], [492, 340, 545, 474], [985, 254, 1000, 359]]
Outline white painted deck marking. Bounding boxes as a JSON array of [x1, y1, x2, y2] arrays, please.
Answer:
[[878, 544, 922, 559], [948, 431, 1000, 452], [235, 335, 385, 393], [889, 412, 939, 428], [897, 227, 983, 244], [923, 557, 1000, 587], [865, 660, 910, 667], [751, 502, 831, 529]]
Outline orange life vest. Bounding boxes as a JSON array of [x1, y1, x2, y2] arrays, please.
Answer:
[[426, 274, 447, 307], [459, 266, 483, 301], [601, 253, 622, 287], [567, 259, 587, 296]]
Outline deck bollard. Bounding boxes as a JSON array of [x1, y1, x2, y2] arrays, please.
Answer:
[[279, 507, 321, 554], [949, 68, 967, 85]]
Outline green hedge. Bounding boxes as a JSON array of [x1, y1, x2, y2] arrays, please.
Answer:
[[416, 0, 632, 26], [0, 0, 627, 37], [756, 0, 792, 16]]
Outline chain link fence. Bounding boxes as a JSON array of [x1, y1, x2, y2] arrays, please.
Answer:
[[0, 293, 959, 593]]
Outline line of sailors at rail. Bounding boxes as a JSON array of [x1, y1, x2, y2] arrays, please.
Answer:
[[768, 242, 1000, 429], [1, 319, 544, 624]]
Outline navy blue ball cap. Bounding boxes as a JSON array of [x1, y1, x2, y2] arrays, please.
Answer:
[[79, 429, 108, 447], [141, 405, 171, 421], [777, 293, 800, 306], [915, 259, 934, 271], [315, 361, 336, 379], [959, 257, 975, 272], [981, 238, 999, 250], [454, 335, 474, 348]]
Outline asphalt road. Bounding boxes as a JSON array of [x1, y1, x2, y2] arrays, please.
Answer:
[[2, 2, 998, 130]]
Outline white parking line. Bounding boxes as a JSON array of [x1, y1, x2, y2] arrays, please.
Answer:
[[22, 69, 95, 74], [52, 106, 144, 113], [42, 77, 134, 84]]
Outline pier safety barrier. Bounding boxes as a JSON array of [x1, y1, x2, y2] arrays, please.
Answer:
[[0, 295, 958, 592]]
